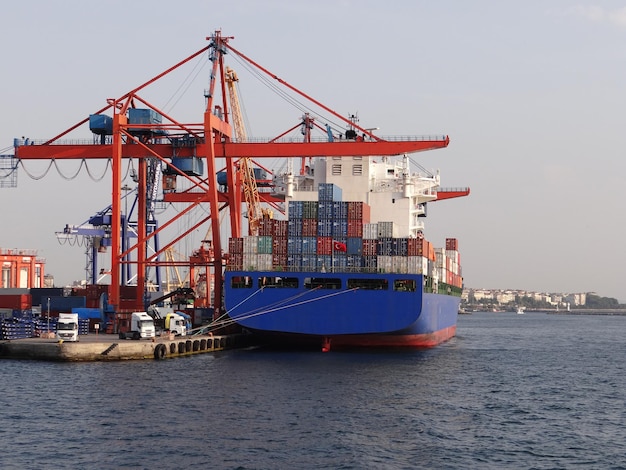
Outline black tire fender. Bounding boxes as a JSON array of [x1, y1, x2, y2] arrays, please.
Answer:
[[154, 343, 167, 360]]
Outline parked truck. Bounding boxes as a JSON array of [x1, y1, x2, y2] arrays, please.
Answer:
[[56, 313, 79, 342], [119, 311, 156, 340], [149, 307, 188, 336]]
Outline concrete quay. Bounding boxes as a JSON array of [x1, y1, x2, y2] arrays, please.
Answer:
[[0, 333, 251, 362]]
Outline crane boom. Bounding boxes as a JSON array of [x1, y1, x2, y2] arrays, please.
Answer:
[[225, 66, 267, 235]]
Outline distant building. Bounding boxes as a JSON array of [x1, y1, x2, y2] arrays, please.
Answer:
[[1, 248, 46, 289]]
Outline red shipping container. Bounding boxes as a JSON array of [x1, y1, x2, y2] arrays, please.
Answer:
[[302, 218, 318, 237], [258, 219, 273, 236], [228, 253, 243, 269], [362, 239, 377, 256], [272, 220, 288, 238], [317, 236, 333, 255], [347, 201, 371, 223], [407, 238, 426, 256], [272, 253, 288, 269], [445, 238, 458, 251], [347, 220, 363, 238], [272, 237, 288, 255], [229, 237, 244, 254], [0, 294, 31, 310]]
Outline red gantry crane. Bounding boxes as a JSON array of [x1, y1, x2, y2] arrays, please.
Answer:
[[14, 31, 460, 330]]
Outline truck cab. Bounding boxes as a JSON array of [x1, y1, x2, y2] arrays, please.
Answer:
[[56, 313, 79, 342], [164, 312, 187, 336], [119, 312, 156, 340]]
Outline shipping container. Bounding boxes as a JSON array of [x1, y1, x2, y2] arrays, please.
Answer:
[[407, 238, 426, 256], [0, 294, 31, 310], [287, 254, 302, 269], [287, 237, 303, 255], [347, 201, 371, 223], [317, 201, 334, 219], [229, 237, 244, 254], [318, 183, 342, 202], [445, 238, 459, 251], [272, 219, 288, 238], [272, 237, 288, 255], [331, 220, 348, 238], [243, 236, 259, 254], [272, 253, 288, 269], [258, 219, 273, 236], [316, 237, 333, 255], [377, 221, 396, 238], [288, 218, 303, 237], [377, 237, 396, 256], [347, 220, 363, 237], [346, 237, 363, 255], [317, 219, 333, 237], [332, 201, 348, 219], [258, 236, 273, 254], [377, 255, 393, 273], [363, 255, 378, 270], [302, 201, 319, 219], [316, 255, 332, 270], [302, 237, 317, 255], [302, 218, 318, 237], [227, 253, 243, 269], [363, 223, 378, 240], [288, 200, 304, 219], [362, 239, 377, 256]]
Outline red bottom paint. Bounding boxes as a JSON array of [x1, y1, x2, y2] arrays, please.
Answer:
[[328, 325, 457, 349]]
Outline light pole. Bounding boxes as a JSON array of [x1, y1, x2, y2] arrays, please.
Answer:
[[47, 297, 50, 333]]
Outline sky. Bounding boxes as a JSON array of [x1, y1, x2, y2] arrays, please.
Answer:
[[1, 1, 626, 300]]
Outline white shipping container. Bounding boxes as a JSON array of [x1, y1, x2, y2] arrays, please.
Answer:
[[445, 250, 460, 265], [377, 255, 393, 273], [243, 236, 259, 254], [392, 256, 408, 274], [435, 248, 447, 268], [363, 223, 378, 240], [407, 256, 428, 274], [257, 254, 272, 271], [377, 221, 396, 238], [243, 253, 258, 270]]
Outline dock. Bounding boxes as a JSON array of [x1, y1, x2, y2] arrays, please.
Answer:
[[0, 333, 251, 361]]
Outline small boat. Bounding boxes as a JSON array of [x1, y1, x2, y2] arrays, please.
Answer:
[[516, 307, 525, 315]]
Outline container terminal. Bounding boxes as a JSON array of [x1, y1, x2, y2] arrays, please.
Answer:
[[0, 31, 468, 358]]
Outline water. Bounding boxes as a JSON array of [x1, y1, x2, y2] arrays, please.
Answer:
[[1, 312, 626, 469]]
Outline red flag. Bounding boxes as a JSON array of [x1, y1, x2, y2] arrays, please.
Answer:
[[333, 240, 347, 252]]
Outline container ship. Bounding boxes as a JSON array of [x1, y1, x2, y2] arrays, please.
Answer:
[[224, 140, 466, 351]]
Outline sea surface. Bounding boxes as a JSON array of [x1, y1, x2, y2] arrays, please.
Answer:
[[1, 311, 626, 469]]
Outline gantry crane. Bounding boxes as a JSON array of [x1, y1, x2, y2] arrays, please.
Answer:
[[14, 31, 454, 324]]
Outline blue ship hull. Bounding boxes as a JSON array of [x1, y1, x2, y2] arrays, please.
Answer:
[[224, 271, 460, 349]]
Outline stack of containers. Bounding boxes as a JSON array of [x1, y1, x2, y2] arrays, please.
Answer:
[[317, 183, 346, 271], [225, 183, 462, 290], [434, 238, 463, 288], [0, 317, 37, 340]]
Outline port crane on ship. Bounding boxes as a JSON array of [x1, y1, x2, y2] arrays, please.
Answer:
[[11, 31, 468, 331]]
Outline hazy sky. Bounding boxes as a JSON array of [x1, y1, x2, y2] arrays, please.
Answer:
[[2, 1, 626, 300]]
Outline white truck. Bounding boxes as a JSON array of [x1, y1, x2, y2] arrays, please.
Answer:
[[149, 307, 188, 337], [163, 312, 188, 336], [119, 311, 156, 340], [56, 313, 79, 342]]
